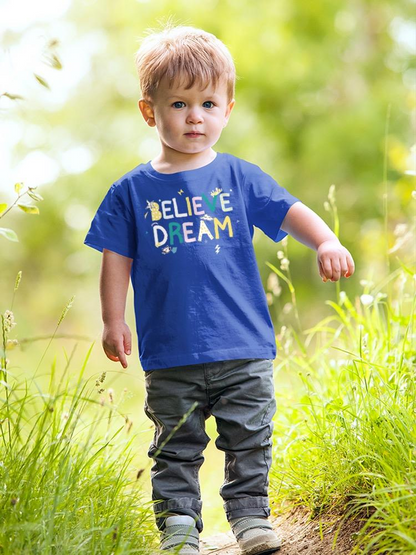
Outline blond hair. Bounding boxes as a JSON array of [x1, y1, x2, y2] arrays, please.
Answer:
[[135, 24, 237, 103]]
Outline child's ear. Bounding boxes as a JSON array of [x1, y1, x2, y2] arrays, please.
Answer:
[[138, 99, 156, 127], [224, 98, 236, 127]]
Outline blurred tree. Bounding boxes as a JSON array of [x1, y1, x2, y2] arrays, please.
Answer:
[[0, 0, 414, 337]]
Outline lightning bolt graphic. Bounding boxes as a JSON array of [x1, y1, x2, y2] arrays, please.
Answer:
[[215, 244, 221, 254]]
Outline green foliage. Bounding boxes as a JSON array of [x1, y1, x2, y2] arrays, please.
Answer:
[[269, 258, 416, 553], [0, 2, 414, 550], [1, 0, 414, 326], [0, 184, 43, 242], [0, 276, 158, 554]]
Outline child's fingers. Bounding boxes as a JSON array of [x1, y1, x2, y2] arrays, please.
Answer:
[[331, 259, 341, 281], [103, 343, 128, 368], [124, 331, 132, 356], [321, 257, 333, 281], [345, 254, 355, 277], [319, 260, 328, 282], [117, 348, 128, 368], [340, 257, 349, 278]]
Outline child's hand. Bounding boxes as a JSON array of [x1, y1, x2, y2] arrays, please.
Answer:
[[317, 240, 355, 282], [102, 321, 132, 369]]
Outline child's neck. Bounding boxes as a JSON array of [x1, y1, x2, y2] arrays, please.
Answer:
[[151, 149, 217, 174]]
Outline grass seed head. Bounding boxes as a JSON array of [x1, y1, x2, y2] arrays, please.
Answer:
[[3, 311, 16, 333], [108, 388, 114, 403]]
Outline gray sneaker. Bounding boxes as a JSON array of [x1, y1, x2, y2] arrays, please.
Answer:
[[160, 515, 200, 554], [230, 516, 281, 555]]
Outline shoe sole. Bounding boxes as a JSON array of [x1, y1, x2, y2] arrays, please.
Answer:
[[241, 537, 282, 555]]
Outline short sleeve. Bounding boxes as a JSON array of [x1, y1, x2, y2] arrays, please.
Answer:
[[243, 162, 301, 243], [84, 182, 137, 259]]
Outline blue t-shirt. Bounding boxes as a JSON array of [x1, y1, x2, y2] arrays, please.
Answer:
[[84, 152, 300, 371]]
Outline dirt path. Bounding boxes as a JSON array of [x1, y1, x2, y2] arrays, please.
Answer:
[[200, 507, 366, 554]]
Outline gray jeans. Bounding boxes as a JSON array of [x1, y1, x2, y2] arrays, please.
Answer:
[[143, 358, 276, 533]]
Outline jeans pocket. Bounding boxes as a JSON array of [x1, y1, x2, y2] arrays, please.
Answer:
[[144, 368, 160, 378]]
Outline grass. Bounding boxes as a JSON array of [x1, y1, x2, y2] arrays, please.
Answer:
[[0, 289, 159, 554], [2, 268, 414, 555], [4, 264, 413, 554], [268, 258, 416, 553]]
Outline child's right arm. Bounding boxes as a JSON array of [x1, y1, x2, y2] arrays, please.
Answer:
[[100, 248, 133, 369]]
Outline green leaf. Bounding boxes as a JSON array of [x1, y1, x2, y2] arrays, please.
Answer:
[[1, 92, 24, 101], [14, 182, 24, 194], [47, 39, 59, 48], [0, 228, 19, 242], [44, 53, 62, 70], [265, 262, 295, 293], [325, 398, 344, 411], [27, 191, 44, 202], [395, 258, 415, 277], [17, 204, 40, 215], [34, 74, 50, 89], [0, 203, 7, 215]]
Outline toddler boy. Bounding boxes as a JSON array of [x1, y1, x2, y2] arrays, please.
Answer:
[[84, 24, 354, 555]]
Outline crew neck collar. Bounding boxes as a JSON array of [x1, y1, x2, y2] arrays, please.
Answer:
[[142, 152, 223, 182]]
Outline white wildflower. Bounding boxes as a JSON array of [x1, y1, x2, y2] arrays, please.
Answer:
[[360, 279, 374, 288], [280, 258, 290, 271], [339, 291, 347, 306], [328, 184, 336, 203], [394, 223, 408, 237], [360, 294, 374, 306], [394, 273, 407, 295], [389, 230, 413, 254], [324, 201, 331, 212], [267, 272, 282, 296], [6, 339, 19, 350], [412, 190, 416, 200], [283, 303, 293, 314], [277, 250, 285, 260], [267, 272, 278, 290], [277, 326, 287, 342], [266, 292, 274, 306]]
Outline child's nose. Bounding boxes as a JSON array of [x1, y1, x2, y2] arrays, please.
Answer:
[[186, 108, 203, 124]]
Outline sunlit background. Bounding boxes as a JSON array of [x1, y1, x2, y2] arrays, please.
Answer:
[[1, 0, 414, 536]]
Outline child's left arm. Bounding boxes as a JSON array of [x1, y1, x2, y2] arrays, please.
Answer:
[[281, 202, 355, 282]]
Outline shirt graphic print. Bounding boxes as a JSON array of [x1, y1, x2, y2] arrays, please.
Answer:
[[145, 184, 234, 254]]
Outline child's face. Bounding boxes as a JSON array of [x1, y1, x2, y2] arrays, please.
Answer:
[[139, 76, 235, 159]]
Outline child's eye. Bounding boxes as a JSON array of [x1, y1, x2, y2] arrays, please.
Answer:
[[171, 101, 215, 109]]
